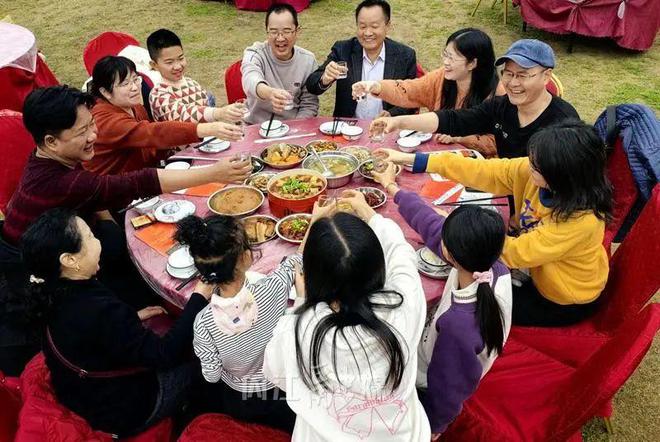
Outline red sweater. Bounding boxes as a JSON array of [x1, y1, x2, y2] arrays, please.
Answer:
[[84, 101, 200, 175], [1, 152, 161, 245]]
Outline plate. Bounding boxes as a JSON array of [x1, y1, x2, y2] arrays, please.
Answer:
[[319, 121, 347, 135], [419, 246, 447, 268], [154, 200, 196, 223], [259, 123, 290, 138], [166, 263, 197, 279], [242, 215, 278, 245], [416, 248, 452, 280], [399, 130, 432, 143], [199, 138, 230, 153]]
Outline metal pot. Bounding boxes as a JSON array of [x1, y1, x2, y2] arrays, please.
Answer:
[[301, 151, 359, 189]]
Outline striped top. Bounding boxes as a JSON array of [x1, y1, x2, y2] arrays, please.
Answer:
[[193, 254, 301, 393]]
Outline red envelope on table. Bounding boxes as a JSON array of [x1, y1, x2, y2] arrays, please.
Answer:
[[134, 223, 178, 256], [184, 183, 225, 197], [420, 180, 462, 203]]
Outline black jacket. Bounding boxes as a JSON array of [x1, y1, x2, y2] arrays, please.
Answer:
[[306, 37, 417, 118], [44, 278, 207, 435]]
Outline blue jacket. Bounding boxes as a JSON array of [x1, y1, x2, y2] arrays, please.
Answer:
[[595, 104, 660, 199]]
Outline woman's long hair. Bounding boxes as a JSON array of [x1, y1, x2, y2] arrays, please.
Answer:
[[295, 212, 406, 392], [441, 206, 506, 356], [20, 208, 84, 325], [175, 214, 251, 284], [529, 119, 613, 223], [440, 28, 499, 110]]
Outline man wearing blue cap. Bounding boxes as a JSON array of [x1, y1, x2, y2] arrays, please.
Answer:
[[369, 39, 579, 158]]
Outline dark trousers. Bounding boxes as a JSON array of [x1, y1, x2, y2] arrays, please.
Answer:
[[512, 279, 599, 327], [194, 379, 295, 434]]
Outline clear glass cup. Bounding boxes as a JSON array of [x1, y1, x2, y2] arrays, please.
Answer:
[[235, 98, 250, 120], [317, 195, 337, 208], [283, 89, 295, 111], [370, 120, 386, 143], [336, 61, 348, 80]]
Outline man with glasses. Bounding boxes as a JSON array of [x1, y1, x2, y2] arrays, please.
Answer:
[[306, 0, 417, 119], [241, 3, 319, 124], [370, 39, 578, 158]]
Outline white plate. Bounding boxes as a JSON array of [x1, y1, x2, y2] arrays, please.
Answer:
[[399, 130, 432, 143], [166, 263, 197, 279], [259, 123, 290, 138], [416, 248, 452, 279], [164, 161, 191, 170], [319, 121, 347, 135], [154, 200, 196, 223], [199, 138, 230, 153]]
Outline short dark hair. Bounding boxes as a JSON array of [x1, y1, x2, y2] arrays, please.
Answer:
[[265, 2, 298, 28], [146, 28, 183, 61], [89, 56, 137, 99], [355, 0, 391, 23], [22, 86, 95, 146]]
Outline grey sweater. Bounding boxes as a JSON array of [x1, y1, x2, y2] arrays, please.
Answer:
[[241, 41, 319, 124]]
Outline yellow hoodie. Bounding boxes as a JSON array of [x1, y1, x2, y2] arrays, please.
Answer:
[[424, 153, 608, 305]]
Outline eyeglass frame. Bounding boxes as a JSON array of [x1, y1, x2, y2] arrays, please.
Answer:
[[441, 49, 467, 64], [116, 75, 143, 89], [266, 27, 299, 38], [500, 68, 548, 83]]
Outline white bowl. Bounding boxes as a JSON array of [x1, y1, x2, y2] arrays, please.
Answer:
[[168, 246, 194, 269], [341, 125, 363, 141], [396, 137, 421, 153], [154, 200, 196, 223], [260, 119, 283, 131], [165, 161, 191, 170], [132, 196, 161, 215], [319, 121, 346, 135]]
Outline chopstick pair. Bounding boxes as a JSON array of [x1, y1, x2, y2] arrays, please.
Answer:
[[192, 137, 216, 150], [265, 113, 275, 137], [175, 271, 200, 291], [403, 130, 418, 138], [118, 196, 158, 214], [437, 201, 508, 207]]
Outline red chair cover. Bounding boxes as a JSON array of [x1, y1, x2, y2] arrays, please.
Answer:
[[0, 110, 35, 212], [444, 304, 660, 440], [234, 0, 311, 12], [0, 371, 21, 442], [0, 57, 59, 113], [16, 353, 172, 442], [416, 63, 426, 78], [178, 413, 290, 442], [83, 32, 140, 76], [224, 60, 247, 104]]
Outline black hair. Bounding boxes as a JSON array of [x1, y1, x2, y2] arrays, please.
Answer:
[[22, 86, 95, 146], [20, 208, 83, 324], [440, 28, 499, 110], [146, 28, 183, 61], [89, 55, 137, 99], [265, 3, 299, 28], [528, 119, 613, 223], [295, 212, 405, 392], [355, 0, 391, 23], [175, 215, 251, 284], [441, 206, 506, 356]]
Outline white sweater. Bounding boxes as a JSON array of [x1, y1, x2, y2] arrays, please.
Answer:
[[263, 214, 430, 441]]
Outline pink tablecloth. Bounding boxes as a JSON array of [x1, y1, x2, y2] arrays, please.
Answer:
[[125, 117, 493, 309]]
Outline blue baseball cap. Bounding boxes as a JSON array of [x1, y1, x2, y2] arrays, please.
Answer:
[[495, 39, 555, 69]]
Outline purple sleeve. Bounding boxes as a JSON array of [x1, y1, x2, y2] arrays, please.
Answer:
[[394, 190, 447, 260], [424, 309, 484, 433]]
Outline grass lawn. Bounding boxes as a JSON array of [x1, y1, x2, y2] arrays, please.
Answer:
[[3, 0, 658, 440]]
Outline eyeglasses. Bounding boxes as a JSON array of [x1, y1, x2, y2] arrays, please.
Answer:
[[441, 50, 466, 64], [267, 28, 297, 38], [500, 69, 546, 82], [117, 76, 143, 89]]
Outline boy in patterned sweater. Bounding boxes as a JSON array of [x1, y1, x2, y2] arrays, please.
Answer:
[[147, 28, 243, 123]]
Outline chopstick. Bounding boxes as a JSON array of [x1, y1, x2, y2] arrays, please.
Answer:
[[175, 271, 200, 291], [265, 113, 275, 137], [438, 202, 508, 207], [403, 131, 418, 138], [118, 196, 157, 214], [192, 137, 216, 150], [454, 196, 508, 203], [331, 116, 339, 137]]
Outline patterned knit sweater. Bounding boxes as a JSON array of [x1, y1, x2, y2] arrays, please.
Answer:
[[149, 77, 211, 123]]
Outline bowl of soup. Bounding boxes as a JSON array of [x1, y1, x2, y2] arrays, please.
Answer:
[[207, 185, 264, 217], [267, 169, 327, 218], [301, 151, 359, 188]]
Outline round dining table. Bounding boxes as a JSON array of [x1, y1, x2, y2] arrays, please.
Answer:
[[125, 117, 491, 309]]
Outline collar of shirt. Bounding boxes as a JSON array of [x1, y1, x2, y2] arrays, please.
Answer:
[[361, 44, 386, 67]]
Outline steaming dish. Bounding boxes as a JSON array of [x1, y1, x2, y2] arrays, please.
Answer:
[[269, 174, 325, 200], [242, 216, 277, 244], [208, 187, 263, 216], [306, 140, 339, 153], [277, 215, 311, 242], [261, 143, 307, 167]]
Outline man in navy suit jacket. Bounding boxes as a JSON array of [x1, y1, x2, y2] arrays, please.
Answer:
[[306, 0, 417, 118]]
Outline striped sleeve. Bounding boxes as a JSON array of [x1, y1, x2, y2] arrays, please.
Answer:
[[250, 254, 302, 307], [193, 310, 223, 383]]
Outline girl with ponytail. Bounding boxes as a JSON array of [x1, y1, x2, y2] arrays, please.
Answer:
[[176, 214, 299, 432]]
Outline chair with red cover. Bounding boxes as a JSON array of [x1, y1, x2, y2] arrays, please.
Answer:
[[0, 57, 59, 113], [178, 413, 290, 442], [443, 303, 660, 441], [15, 353, 172, 442], [0, 110, 35, 213], [545, 72, 563, 97], [416, 63, 426, 78], [0, 371, 21, 442], [82, 32, 140, 76], [224, 60, 246, 104]]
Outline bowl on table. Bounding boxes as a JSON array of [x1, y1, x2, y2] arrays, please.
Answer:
[[164, 161, 191, 170], [167, 246, 197, 279], [266, 169, 327, 218], [358, 159, 402, 181], [251, 156, 265, 174], [340, 145, 371, 163], [259, 120, 289, 138], [304, 139, 340, 153], [132, 196, 161, 215], [259, 143, 308, 169], [396, 136, 421, 153], [241, 215, 278, 245], [341, 125, 364, 141], [275, 213, 312, 244], [207, 185, 264, 217], [154, 200, 196, 223], [355, 187, 387, 209], [301, 151, 359, 189], [244, 171, 277, 194]]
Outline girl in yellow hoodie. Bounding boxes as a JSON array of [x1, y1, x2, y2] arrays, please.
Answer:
[[374, 120, 613, 326]]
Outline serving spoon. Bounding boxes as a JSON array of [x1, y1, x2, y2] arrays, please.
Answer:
[[309, 145, 333, 178]]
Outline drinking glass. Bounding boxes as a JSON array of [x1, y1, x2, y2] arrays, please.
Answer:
[[336, 61, 348, 80], [370, 122, 386, 143], [317, 195, 337, 208], [283, 89, 295, 111], [235, 98, 250, 120]]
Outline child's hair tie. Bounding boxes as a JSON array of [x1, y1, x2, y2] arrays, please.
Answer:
[[472, 271, 492, 284]]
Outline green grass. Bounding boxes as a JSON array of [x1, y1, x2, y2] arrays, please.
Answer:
[[2, 1, 658, 439]]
